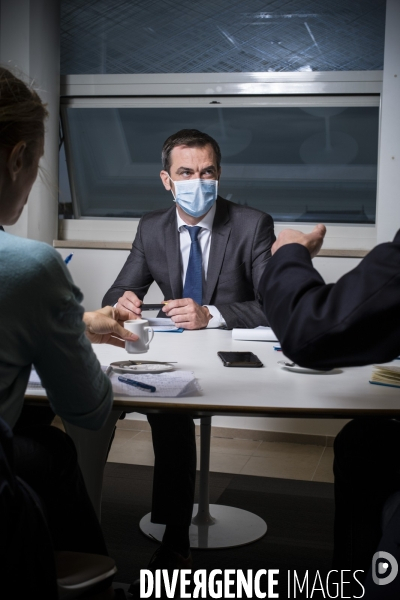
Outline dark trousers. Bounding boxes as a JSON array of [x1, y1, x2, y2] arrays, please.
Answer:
[[147, 413, 196, 528], [13, 421, 108, 555], [1, 415, 57, 597], [333, 418, 400, 574]]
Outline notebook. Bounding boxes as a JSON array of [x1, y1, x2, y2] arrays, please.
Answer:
[[370, 365, 400, 388], [232, 326, 278, 342]]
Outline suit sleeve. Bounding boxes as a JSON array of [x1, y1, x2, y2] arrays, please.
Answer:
[[215, 212, 275, 328], [102, 218, 155, 307], [258, 233, 400, 369]]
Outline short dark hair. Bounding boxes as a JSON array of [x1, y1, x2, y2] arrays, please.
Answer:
[[161, 129, 221, 173]]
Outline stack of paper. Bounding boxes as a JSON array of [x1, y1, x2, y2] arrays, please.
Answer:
[[28, 367, 200, 398], [110, 370, 201, 398], [370, 365, 400, 388], [232, 326, 278, 342], [147, 317, 183, 333]]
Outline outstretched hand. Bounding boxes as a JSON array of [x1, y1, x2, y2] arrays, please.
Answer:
[[271, 224, 327, 259], [83, 306, 138, 348]]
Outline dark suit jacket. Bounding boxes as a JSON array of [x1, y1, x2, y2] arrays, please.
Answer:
[[258, 230, 400, 369], [103, 197, 275, 329]]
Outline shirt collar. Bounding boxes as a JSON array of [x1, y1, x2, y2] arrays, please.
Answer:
[[176, 201, 216, 232]]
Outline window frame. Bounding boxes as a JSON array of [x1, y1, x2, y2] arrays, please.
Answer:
[[60, 72, 382, 251]]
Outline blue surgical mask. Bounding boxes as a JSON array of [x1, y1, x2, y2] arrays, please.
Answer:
[[169, 176, 218, 218]]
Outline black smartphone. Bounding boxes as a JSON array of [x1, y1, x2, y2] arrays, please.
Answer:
[[141, 304, 164, 310], [217, 351, 263, 368]]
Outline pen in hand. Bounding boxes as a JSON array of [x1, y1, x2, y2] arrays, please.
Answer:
[[118, 375, 156, 393], [141, 302, 169, 311]]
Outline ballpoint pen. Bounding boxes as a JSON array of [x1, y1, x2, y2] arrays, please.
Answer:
[[64, 253, 74, 265], [118, 375, 156, 393]]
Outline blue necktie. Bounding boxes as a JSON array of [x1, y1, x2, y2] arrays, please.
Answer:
[[183, 226, 203, 305]]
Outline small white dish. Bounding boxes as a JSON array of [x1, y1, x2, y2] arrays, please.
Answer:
[[278, 360, 333, 374], [110, 360, 175, 374]]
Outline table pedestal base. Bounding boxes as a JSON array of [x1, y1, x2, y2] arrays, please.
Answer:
[[140, 416, 267, 549], [139, 504, 267, 549]]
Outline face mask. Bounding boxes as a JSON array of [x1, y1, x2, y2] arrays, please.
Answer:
[[168, 176, 218, 218]]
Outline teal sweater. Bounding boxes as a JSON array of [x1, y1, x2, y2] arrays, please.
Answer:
[[0, 231, 112, 429]]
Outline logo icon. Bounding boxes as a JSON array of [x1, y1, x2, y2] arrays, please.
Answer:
[[372, 551, 398, 586]]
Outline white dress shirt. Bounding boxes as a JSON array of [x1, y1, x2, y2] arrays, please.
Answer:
[[176, 204, 226, 328]]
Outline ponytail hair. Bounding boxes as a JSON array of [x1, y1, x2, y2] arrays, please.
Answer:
[[0, 67, 48, 164]]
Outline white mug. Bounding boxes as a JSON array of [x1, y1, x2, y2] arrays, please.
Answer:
[[124, 319, 154, 354]]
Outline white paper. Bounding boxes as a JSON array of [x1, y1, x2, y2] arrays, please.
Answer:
[[27, 368, 44, 388], [146, 317, 180, 332], [28, 365, 200, 398], [110, 370, 201, 398], [147, 317, 176, 327], [232, 326, 278, 342]]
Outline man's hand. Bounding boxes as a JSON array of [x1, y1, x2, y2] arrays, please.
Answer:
[[116, 290, 142, 319], [162, 298, 212, 330], [83, 306, 139, 348], [272, 224, 327, 259]]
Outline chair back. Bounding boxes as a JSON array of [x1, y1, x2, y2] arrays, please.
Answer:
[[0, 416, 58, 597]]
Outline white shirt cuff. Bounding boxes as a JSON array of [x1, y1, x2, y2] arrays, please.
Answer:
[[204, 305, 227, 328]]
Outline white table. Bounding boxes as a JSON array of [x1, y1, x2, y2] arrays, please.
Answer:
[[93, 330, 400, 419], [26, 329, 400, 549]]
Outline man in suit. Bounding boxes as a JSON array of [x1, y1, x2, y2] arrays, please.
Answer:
[[103, 129, 275, 573], [258, 224, 400, 596]]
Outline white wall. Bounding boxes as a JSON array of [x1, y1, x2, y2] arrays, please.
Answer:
[[0, 0, 60, 244], [57, 247, 161, 309]]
